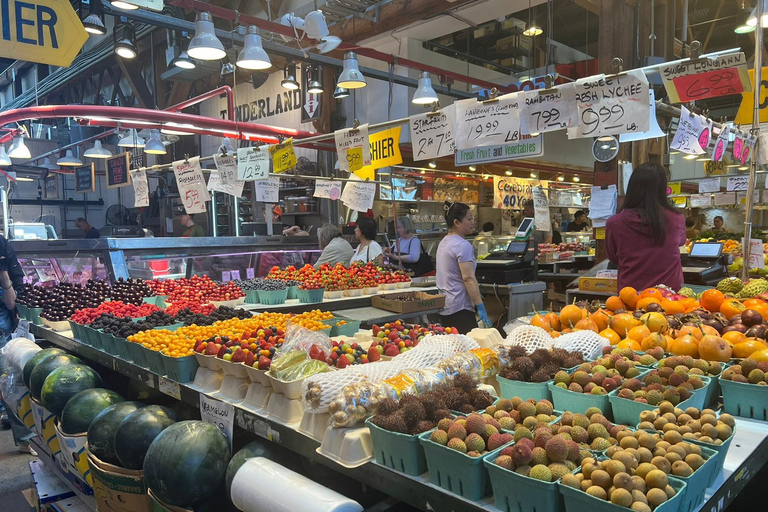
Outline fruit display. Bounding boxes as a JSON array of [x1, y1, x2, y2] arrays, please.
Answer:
[[70, 301, 162, 324], [636, 404, 735, 445], [601, 347, 665, 366], [721, 358, 768, 384], [165, 301, 217, 317], [428, 412, 515, 457], [40, 364, 102, 416], [60, 388, 124, 434], [328, 339, 374, 368], [195, 325, 286, 371], [369, 321, 446, 356], [145, 278, 179, 297], [490, 429, 582, 481], [267, 349, 331, 381], [613, 369, 705, 406], [87, 311, 177, 339], [551, 357, 644, 396], [481, 397, 560, 433], [87, 402, 146, 465], [38, 281, 115, 322], [173, 305, 252, 326], [498, 347, 586, 383], [716, 277, 768, 298], [109, 277, 154, 305], [369, 394, 454, 435], [114, 405, 177, 470], [552, 409, 632, 452], [656, 356, 723, 377], [165, 275, 245, 304]]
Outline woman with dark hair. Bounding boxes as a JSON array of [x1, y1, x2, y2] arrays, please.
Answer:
[[436, 202, 491, 333], [350, 217, 384, 265], [605, 163, 686, 291]]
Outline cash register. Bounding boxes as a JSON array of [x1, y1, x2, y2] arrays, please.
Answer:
[[680, 241, 727, 286], [475, 218, 537, 283]]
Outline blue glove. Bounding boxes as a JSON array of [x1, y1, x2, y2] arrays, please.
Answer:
[[476, 303, 492, 328]]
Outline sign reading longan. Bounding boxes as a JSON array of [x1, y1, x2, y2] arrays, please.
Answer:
[[106, 153, 131, 189]]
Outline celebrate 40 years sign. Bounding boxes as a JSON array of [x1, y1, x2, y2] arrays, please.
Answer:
[[492, 176, 546, 209]]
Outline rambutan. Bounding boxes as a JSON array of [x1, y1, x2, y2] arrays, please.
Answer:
[[376, 398, 400, 416], [469, 389, 495, 410], [454, 373, 478, 392], [530, 368, 552, 383], [402, 401, 427, 430]]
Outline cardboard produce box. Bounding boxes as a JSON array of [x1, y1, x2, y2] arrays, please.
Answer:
[[579, 277, 618, 294], [371, 292, 446, 314]]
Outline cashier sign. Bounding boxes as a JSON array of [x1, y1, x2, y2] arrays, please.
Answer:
[[352, 127, 403, 180]]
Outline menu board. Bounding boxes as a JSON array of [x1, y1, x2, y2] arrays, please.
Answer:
[[74, 163, 95, 193], [106, 153, 131, 188]]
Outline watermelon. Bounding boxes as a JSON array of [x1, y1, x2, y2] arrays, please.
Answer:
[[115, 405, 177, 470], [144, 421, 230, 507], [29, 354, 82, 401], [22, 348, 65, 389], [225, 441, 275, 499], [60, 388, 124, 434], [40, 364, 102, 416], [87, 401, 145, 466]]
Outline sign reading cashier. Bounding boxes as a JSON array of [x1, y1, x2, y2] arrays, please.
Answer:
[[0, 0, 88, 67]]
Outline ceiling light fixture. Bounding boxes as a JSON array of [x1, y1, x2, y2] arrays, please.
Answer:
[[469, 165, 476, 171], [307, 65, 323, 94], [279, 13, 305, 41], [188, 12, 226, 60], [522, 0, 543, 36], [57, 150, 83, 167], [333, 86, 349, 99], [748, 0, 768, 27], [84, 140, 112, 159], [41, 158, 59, 170], [282, 61, 300, 90], [428, 161, 437, 169], [412, 71, 438, 105], [237, 26, 271, 70], [114, 22, 137, 59], [144, 130, 167, 154], [573, 176, 580, 182], [735, 23, 756, 33], [172, 50, 196, 69], [557, 175, 564, 182], [505, 170, 513, 176], [83, 3, 107, 36], [683, 154, 698, 160], [8, 136, 30, 159], [304, 10, 329, 39], [118, 129, 146, 148], [530, 172, 537, 178], [337, 52, 366, 89], [110, 0, 139, 10], [220, 60, 235, 76], [0, 147, 11, 166]]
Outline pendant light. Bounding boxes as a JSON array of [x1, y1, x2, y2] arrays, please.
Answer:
[[748, 0, 768, 27], [237, 26, 271, 70], [83, 1, 107, 36], [188, 12, 226, 60], [522, 0, 543, 37], [8, 135, 31, 159], [307, 65, 323, 94], [412, 71, 438, 105], [84, 140, 112, 159], [337, 52, 366, 89], [114, 22, 137, 59], [57, 150, 83, 167], [281, 62, 300, 90], [0, 147, 11, 166], [118, 129, 146, 148], [333, 86, 349, 99], [220, 60, 235, 76], [172, 50, 196, 69], [110, 0, 139, 10], [42, 158, 59, 170], [144, 130, 166, 154]]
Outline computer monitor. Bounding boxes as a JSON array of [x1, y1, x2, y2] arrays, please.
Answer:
[[689, 242, 723, 259], [515, 217, 535, 239]]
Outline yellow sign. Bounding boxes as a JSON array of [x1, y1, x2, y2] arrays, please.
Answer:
[[269, 138, 297, 173], [595, 227, 605, 240], [355, 127, 402, 180], [735, 68, 768, 125], [0, 0, 88, 67], [347, 147, 364, 173]]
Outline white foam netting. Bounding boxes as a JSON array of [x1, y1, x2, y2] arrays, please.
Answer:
[[502, 325, 554, 354], [301, 334, 479, 414], [553, 330, 610, 360]]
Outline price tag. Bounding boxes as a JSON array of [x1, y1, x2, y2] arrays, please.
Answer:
[[346, 147, 364, 172], [713, 192, 736, 206], [158, 377, 181, 400], [727, 176, 749, 191], [199, 394, 234, 450], [595, 227, 605, 240], [409, 105, 457, 161], [15, 319, 30, 340], [221, 271, 231, 282], [131, 170, 150, 208], [660, 52, 750, 103], [520, 83, 578, 135], [237, 147, 270, 181], [335, 125, 371, 173], [269, 139, 297, 174], [231, 270, 240, 280], [711, 126, 730, 163], [670, 106, 712, 155], [532, 186, 550, 231], [255, 177, 280, 203], [172, 157, 210, 214], [246, 268, 255, 279], [737, 190, 759, 205], [689, 194, 712, 208], [314, 180, 342, 200], [745, 238, 765, 270], [340, 177, 376, 212], [455, 92, 522, 150]]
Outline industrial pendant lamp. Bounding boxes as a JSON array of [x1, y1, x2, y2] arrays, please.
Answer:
[[171, 35, 196, 69], [281, 62, 300, 90], [8, 135, 31, 159], [118, 129, 146, 148], [748, 0, 768, 27], [412, 71, 438, 105], [110, 0, 139, 10], [144, 130, 166, 154], [333, 86, 349, 99], [0, 147, 11, 166], [57, 150, 83, 167], [41, 158, 59, 170], [337, 52, 366, 89], [83, 1, 107, 36], [237, 26, 271, 70], [114, 22, 137, 59], [188, 12, 226, 60], [84, 140, 112, 159], [522, 0, 543, 36], [307, 66, 323, 94], [220, 60, 235, 76]]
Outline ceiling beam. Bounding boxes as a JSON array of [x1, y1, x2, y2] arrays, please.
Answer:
[[572, 0, 601, 15], [116, 57, 156, 109], [702, 0, 726, 51]]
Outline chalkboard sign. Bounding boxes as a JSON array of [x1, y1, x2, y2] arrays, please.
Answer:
[[74, 163, 95, 193], [106, 153, 131, 188]]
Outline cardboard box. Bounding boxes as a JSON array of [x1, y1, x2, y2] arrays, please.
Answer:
[[86, 447, 151, 512], [579, 277, 618, 294], [371, 292, 446, 314]]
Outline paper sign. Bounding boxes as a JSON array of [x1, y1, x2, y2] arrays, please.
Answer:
[[698, 177, 720, 194], [172, 157, 210, 214], [660, 52, 750, 104], [130, 170, 149, 208], [335, 124, 371, 173], [670, 106, 712, 154], [689, 194, 711, 208], [410, 105, 457, 161], [255, 177, 279, 203], [520, 83, 578, 135], [737, 190, 759, 205], [571, 70, 650, 138], [620, 89, 665, 142], [231, 270, 241, 280], [727, 176, 749, 191], [221, 271, 231, 282], [199, 394, 234, 450], [340, 176, 376, 212], [246, 268, 255, 279], [455, 92, 522, 150], [237, 147, 270, 181], [314, 180, 342, 200], [745, 238, 765, 270], [492, 176, 543, 209], [712, 128, 729, 162], [215, 153, 237, 186], [269, 139, 297, 173], [532, 186, 550, 231], [713, 192, 736, 205], [621, 162, 633, 194], [595, 227, 605, 240], [207, 171, 245, 198], [355, 127, 403, 180], [16, 319, 29, 340]]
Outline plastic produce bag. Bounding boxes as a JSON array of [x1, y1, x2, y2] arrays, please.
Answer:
[[268, 323, 334, 381], [328, 381, 395, 428], [276, 323, 332, 357], [273, 358, 330, 381]]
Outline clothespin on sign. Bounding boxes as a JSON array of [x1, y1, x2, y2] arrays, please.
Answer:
[[483, 87, 500, 104], [689, 40, 702, 61], [605, 57, 626, 79], [537, 74, 558, 95], [183, 153, 190, 164], [686, 103, 696, 117], [601, 184, 609, 190], [348, 119, 361, 136], [426, 101, 442, 118]]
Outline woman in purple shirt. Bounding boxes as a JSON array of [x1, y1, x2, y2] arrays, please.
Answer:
[[436, 202, 492, 334]]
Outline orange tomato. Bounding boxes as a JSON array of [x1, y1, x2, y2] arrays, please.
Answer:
[[605, 295, 627, 313], [619, 287, 639, 309]]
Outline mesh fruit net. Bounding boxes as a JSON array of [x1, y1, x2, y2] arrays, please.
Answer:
[[503, 325, 554, 354], [553, 330, 610, 360]]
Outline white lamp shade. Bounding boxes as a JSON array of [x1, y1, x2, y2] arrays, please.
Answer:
[[748, 1, 768, 26], [188, 12, 226, 60], [84, 140, 112, 158], [8, 136, 31, 159], [279, 13, 305, 42], [144, 129, 166, 154], [42, 157, 59, 170], [118, 129, 146, 147], [337, 52, 366, 89], [412, 72, 438, 105], [0, 147, 11, 166], [57, 150, 83, 166], [237, 28, 271, 70], [173, 51, 196, 69], [304, 10, 329, 39]]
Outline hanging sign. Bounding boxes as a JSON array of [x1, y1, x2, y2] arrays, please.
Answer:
[[570, 70, 650, 139], [268, 139, 297, 173], [172, 157, 209, 214], [520, 83, 578, 135], [236, 147, 269, 181], [712, 126, 730, 162], [726, 176, 749, 192], [713, 192, 736, 206], [746, 239, 765, 270], [735, 68, 768, 124], [255, 176, 279, 203], [199, 394, 234, 450], [660, 52, 750, 104], [737, 190, 760, 205], [742, 134, 758, 165], [354, 127, 403, 181], [207, 171, 245, 198], [314, 180, 342, 200], [409, 105, 457, 161], [698, 177, 720, 194], [74, 164, 95, 193], [705, 159, 727, 176], [619, 88, 665, 143], [532, 186, 550, 231], [670, 106, 712, 155], [732, 134, 745, 164], [213, 154, 245, 197], [455, 134, 544, 166], [335, 124, 371, 174], [689, 194, 711, 208], [130, 170, 149, 208], [454, 92, 522, 150], [492, 176, 543, 209], [340, 177, 376, 212], [106, 153, 131, 188]]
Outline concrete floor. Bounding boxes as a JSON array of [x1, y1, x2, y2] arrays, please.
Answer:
[[0, 421, 35, 512]]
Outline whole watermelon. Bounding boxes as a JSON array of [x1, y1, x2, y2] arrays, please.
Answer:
[[29, 354, 82, 402], [115, 405, 177, 470], [60, 388, 124, 434], [41, 364, 102, 416], [225, 440, 275, 499], [87, 401, 145, 466], [144, 421, 230, 507], [22, 348, 65, 389]]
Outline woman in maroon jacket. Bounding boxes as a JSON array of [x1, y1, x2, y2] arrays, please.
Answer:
[[606, 163, 686, 291]]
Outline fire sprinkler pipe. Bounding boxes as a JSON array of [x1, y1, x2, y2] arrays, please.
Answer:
[[167, 85, 235, 121]]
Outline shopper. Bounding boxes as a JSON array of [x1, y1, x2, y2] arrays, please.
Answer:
[[314, 224, 354, 268], [522, 201, 553, 246], [179, 214, 205, 237], [605, 163, 686, 291], [384, 217, 433, 276], [436, 202, 491, 333], [75, 218, 100, 239], [566, 211, 590, 232], [685, 217, 700, 240], [712, 216, 726, 234], [350, 217, 384, 265], [479, 222, 495, 235]]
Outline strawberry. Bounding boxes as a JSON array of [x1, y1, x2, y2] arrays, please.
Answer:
[[244, 351, 255, 367], [336, 355, 350, 368], [368, 347, 381, 362], [258, 355, 271, 370], [384, 344, 400, 357]]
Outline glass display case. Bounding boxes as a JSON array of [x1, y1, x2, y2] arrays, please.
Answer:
[[473, 235, 515, 258]]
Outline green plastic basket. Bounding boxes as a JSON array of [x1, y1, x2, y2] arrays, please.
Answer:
[[689, 430, 734, 488], [418, 431, 490, 500], [483, 443, 563, 512], [258, 289, 288, 305], [162, 354, 199, 383], [245, 290, 260, 304], [298, 288, 325, 304], [142, 296, 157, 306], [127, 342, 148, 368], [155, 295, 168, 309], [559, 474, 686, 512], [332, 320, 362, 337], [674, 445, 718, 512], [155, 322, 184, 332], [720, 376, 768, 420], [68, 321, 84, 342], [29, 307, 43, 326], [99, 332, 117, 355], [549, 383, 612, 418], [88, 328, 105, 350], [366, 419, 426, 476], [17, 304, 29, 320], [144, 347, 165, 375], [112, 337, 132, 361], [287, 286, 298, 300], [498, 375, 552, 402], [608, 376, 711, 426]]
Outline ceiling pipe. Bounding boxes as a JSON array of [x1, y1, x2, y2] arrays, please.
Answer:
[[0, 128, 21, 145], [167, 85, 235, 120]]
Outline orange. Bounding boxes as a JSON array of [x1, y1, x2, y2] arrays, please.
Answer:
[[605, 295, 627, 312], [640, 332, 667, 351], [617, 338, 642, 351], [671, 335, 700, 357], [660, 299, 685, 315], [639, 288, 663, 301], [720, 299, 746, 320], [636, 297, 662, 311], [599, 328, 622, 346], [531, 314, 552, 332], [722, 331, 747, 345], [748, 348, 768, 363], [591, 309, 613, 331], [574, 317, 599, 333], [700, 289, 726, 313], [678, 325, 704, 340], [610, 313, 642, 336], [619, 287, 639, 309], [628, 324, 652, 343], [733, 339, 766, 358], [640, 312, 668, 333], [698, 335, 733, 362], [560, 305, 585, 328]]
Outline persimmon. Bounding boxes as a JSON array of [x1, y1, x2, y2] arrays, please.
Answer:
[[599, 328, 622, 346], [605, 296, 627, 312], [700, 289, 726, 313], [698, 335, 733, 362], [619, 287, 639, 309], [720, 299, 746, 320], [639, 288, 663, 301]]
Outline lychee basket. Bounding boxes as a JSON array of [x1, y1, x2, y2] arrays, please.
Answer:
[[607, 375, 711, 426], [497, 375, 552, 402], [483, 442, 564, 512], [418, 430, 491, 501], [258, 289, 288, 305], [365, 419, 427, 476], [548, 383, 613, 419], [558, 472, 687, 512], [671, 445, 718, 512], [719, 376, 768, 420]]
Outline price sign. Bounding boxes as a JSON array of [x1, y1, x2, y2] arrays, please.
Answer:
[[455, 92, 522, 150], [172, 157, 210, 214], [409, 105, 457, 161], [221, 271, 231, 282], [199, 394, 234, 450], [231, 270, 240, 280], [210, 154, 245, 198], [492, 176, 542, 209], [340, 177, 376, 212], [698, 177, 720, 194], [660, 52, 750, 103], [268, 139, 297, 173], [520, 83, 578, 135], [737, 190, 759, 205], [106, 153, 131, 188], [15, 319, 30, 340], [727, 176, 749, 191], [689, 194, 712, 208], [335, 124, 371, 174], [712, 127, 729, 162], [595, 227, 605, 240], [314, 180, 342, 200], [255, 177, 279, 203], [746, 238, 765, 270], [237, 147, 269, 181], [346, 147, 364, 172], [246, 268, 255, 279], [714, 192, 736, 205], [532, 186, 550, 231], [670, 106, 712, 155], [74, 164, 95, 193], [130, 170, 149, 208]]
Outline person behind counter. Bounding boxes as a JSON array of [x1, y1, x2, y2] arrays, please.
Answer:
[[314, 224, 354, 268], [712, 216, 726, 233], [179, 214, 205, 237], [436, 201, 491, 334], [384, 217, 434, 277], [605, 163, 686, 291], [522, 201, 553, 245], [350, 217, 384, 265], [566, 211, 590, 232], [685, 217, 699, 240], [75, 218, 100, 239], [479, 222, 494, 235]]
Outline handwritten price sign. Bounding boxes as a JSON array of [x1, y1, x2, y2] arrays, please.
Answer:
[[268, 139, 297, 173], [670, 106, 711, 155], [335, 124, 371, 173], [130, 170, 149, 207], [236, 147, 269, 181], [712, 128, 729, 162], [172, 157, 209, 214], [346, 147, 364, 172], [409, 105, 457, 161], [455, 93, 522, 150], [520, 83, 578, 135], [660, 53, 750, 103]]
